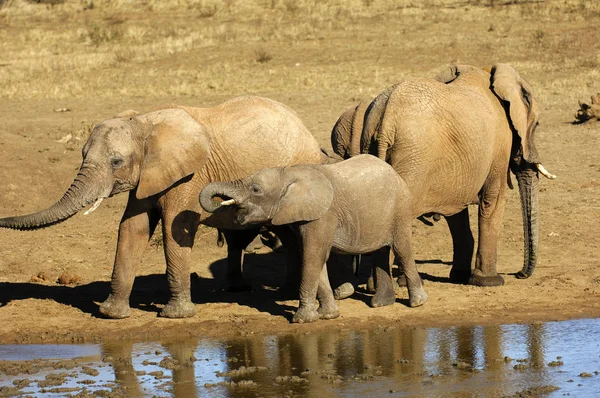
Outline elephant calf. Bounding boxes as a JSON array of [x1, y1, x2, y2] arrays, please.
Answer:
[[200, 154, 428, 323]]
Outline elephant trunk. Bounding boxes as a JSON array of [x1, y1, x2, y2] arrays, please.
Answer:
[[200, 181, 246, 213], [0, 166, 106, 230], [514, 166, 540, 278]]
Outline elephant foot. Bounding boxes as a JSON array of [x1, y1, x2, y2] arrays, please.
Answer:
[[408, 288, 428, 308], [449, 268, 471, 284], [366, 275, 376, 294], [292, 305, 320, 324], [333, 282, 355, 300], [370, 288, 396, 308], [99, 296, 132, 319], [160, 298, 196, 318], [396, 275, 422, 288], [318, 303, 340, 320], [469, 270, 504, 287]]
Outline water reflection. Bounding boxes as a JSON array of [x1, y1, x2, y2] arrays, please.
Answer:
[[1, 319, 599, 397]]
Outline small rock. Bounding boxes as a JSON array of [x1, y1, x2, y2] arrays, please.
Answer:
[[57, 134, 73, 143], [452, 361, 475, 371], [579, 372, 593, 378], [81, 366, 99, 376], [57, 272, 82, 285]]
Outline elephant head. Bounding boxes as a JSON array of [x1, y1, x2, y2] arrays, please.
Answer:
[[0, 108, 210, 230], [200, 165, 333, 226], [437, 63, 555, 279], [490, 64, 554, 279]]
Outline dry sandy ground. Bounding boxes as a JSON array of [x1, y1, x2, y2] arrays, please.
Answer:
[[0, 0, 599, 344]]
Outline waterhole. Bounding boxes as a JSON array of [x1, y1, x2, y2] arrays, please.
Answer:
[[1, 318, 599, 397]]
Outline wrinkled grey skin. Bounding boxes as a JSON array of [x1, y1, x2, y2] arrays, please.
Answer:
[[0, 96, 324, 319], [201, 155, 428, 324], [358, 64, 546, 287], [330, 100, 370, 159]]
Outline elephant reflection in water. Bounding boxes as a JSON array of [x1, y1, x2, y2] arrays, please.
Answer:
[[163, 339, 199, 397], [219, 327, 429, 387], [101, 342, 144, 397], [101, 338, 199, 397], [98, 324, 547, 396]]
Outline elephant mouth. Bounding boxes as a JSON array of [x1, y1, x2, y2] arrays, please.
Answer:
[[211, 194, 239, 209], [111, 179, 136, 197]]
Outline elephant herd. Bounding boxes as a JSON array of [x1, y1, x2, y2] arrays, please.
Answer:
[[0, 63, 555, 323]]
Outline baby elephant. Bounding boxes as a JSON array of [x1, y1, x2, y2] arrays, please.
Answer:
[[200, 155, 427, 323]]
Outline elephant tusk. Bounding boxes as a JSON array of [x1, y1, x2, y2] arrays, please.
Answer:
[[84, 198, 104, 215], [219, 199, 236, 206], [536, 163, 557, 180]]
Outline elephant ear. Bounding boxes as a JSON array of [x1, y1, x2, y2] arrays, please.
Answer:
[[272, 166, 334, 226], [490, 64, 541, 164], [434, 64, 483, 84], [136, 109, 211, 199], [435, 64, 460, 84]]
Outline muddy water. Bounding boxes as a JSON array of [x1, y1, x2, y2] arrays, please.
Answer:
[[1, 318, 599, 397]]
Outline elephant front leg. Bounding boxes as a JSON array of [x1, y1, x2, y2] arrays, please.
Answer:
[[159, 212, 200, 318], [293, 224, 334, 324], [317, 264, 340, 320], [470, 184, 507, 287], [446, 208, 475, 284], [100, 199, 159, 319]]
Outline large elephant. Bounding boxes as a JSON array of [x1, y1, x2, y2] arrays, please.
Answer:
[[200, 155, 428, 323], [0, 96, 324, 318], [359, 64, 555, 286]]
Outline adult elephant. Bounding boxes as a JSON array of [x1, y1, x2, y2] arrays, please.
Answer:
[[360, 64, 555, 286], [0, 96, 324, 318]]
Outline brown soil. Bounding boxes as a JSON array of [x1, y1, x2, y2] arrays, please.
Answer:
[[1, 0, 599, 344]]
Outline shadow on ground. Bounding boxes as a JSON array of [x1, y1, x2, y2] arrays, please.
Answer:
[[0, 250, 455, 319]]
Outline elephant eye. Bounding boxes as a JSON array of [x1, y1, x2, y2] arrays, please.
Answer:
[[250, 184, 263, 196], [110, 157, 124, 169]]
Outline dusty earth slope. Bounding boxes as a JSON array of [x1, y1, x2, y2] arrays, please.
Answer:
[[0, 0, 599, 343]]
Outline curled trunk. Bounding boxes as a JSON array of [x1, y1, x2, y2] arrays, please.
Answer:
[[0, 168, 103, 230], [513, 166, 540, 278], [200, 181, 245, 213]]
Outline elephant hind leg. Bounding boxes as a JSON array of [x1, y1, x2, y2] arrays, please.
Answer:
[[370, 247, 396, 308], [446, 208, 475, 284], [392, 224, 427, 308], [469, 180, 507, 287]]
